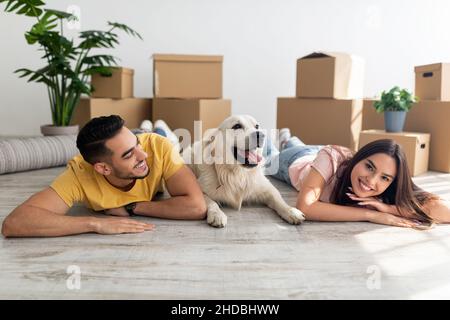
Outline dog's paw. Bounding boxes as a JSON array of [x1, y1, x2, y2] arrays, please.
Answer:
[[207, 209, 228, 228], [282, 207, 305, 225]]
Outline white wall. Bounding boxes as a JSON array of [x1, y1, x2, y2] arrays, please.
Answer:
[[1, 0, 450, 136]]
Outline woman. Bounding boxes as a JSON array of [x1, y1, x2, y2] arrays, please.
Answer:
[[265, 129, 450, 229]]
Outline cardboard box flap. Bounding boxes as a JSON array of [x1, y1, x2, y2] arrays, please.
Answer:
[[415, 63, 443, 74], [299, 51, 356, 61], [152, 54, 223, 63], [299, 52, 333, 60]]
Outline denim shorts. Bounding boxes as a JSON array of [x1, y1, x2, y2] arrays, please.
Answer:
[[266, 144, 323, 185]]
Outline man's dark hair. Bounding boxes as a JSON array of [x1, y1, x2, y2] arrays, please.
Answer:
[[76, 115, 125, 164]]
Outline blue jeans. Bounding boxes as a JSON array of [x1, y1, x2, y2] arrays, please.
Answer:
[[153, 127, 167, 137], [131, 127, 167, 137], [264, 136, 323, 185]]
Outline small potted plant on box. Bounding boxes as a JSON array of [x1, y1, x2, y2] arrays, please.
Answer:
[[0, 0, 142, 135], [374, 86, 418, 132]]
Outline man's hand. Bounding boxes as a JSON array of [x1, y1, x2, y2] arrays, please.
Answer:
[[92, 217, 154, 235], [104, 206, 130, 217]]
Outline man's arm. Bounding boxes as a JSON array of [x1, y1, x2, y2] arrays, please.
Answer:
[[133, 166, 207, 220], [1, 187, 154, 238]]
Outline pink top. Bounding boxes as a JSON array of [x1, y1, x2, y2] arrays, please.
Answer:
[[288, 145, 354, 202]]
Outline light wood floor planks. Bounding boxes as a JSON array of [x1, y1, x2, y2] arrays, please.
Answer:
[[1, 167, 450, 299]]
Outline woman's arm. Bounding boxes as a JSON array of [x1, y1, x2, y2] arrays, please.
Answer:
[[423, 199, 450, 223], [296, 168, 421, 228]]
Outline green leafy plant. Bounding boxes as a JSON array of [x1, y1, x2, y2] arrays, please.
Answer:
[[1, 0, 142, 126], [374, 86, 418, 113]]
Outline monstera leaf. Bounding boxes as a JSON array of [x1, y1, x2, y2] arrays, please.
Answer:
[[0, 0, 45, 17], [1, 0, 143, 126]]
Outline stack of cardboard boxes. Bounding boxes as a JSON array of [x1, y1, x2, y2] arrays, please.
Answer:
[[360, 96, 431, 177], [405, 63, 450, 173], [71, 67, 152, 129], [360, 90, 431, 177], [152, 54, 232, 141], [277, 52, 365, 151], [361, 63, 450, 175]]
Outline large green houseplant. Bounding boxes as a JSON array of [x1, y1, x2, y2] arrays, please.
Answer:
[[374, 86, 418, 132], [0, 0, 142, 135]]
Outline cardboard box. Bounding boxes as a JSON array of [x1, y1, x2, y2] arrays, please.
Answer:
[[296, 52, 365, 99], [71, 98, 152, 129], [91, 67, 134, 99], [152, 98, 231, 140], [153, 54, 223, 98], [359, 130, 430, 177], [404, 101, 450, 173], [277, 97, 363, 151], [362, 98, 384, 130], [415, 63, 450, 101]]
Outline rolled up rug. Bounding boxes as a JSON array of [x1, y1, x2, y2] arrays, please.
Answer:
[[0, 135, 78, 175]]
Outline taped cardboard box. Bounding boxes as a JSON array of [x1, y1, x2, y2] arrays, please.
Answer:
[[362, 98, 384, 130], [359, 130, 430, 176], [277, 97, 363, 151], [71, 98, 152, 129], [153, 54, 223, 98], [404, 101, 450, 173], [91, 67, 134, 99], [152, 98, 231, 140], [415, 63, 450, 101], [296, 52, 365, 99]]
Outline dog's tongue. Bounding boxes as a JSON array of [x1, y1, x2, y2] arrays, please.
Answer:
[[246, 150, 262, 164], [237, 149, 263, 164]]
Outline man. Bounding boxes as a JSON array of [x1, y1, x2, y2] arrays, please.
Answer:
[[1, 115, 207, 237]]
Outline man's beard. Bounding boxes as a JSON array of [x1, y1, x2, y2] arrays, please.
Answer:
[[112, 165, 150, 180]]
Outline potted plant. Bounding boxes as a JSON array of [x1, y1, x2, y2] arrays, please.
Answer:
[[374, 86, 418, 133], [1, 0, 142, 135]]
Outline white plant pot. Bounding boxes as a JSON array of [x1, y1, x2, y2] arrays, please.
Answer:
[[40, 124, 79, 136]]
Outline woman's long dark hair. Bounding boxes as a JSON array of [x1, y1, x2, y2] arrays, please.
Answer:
[[330, 139, 439, 225]]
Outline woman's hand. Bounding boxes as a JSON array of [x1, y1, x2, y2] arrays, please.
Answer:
[[346, 192, 398, 215], [366, 210, 426, 229], [347, 189, 429, 229]]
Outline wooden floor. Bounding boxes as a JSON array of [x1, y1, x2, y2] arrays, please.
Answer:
[[1, 167, 450, 299]]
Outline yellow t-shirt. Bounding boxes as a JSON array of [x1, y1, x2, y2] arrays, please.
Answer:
[[50, 133, 184, 211]]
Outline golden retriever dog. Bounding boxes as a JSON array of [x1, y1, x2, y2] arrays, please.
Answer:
[[183, 115, 305, 228]]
